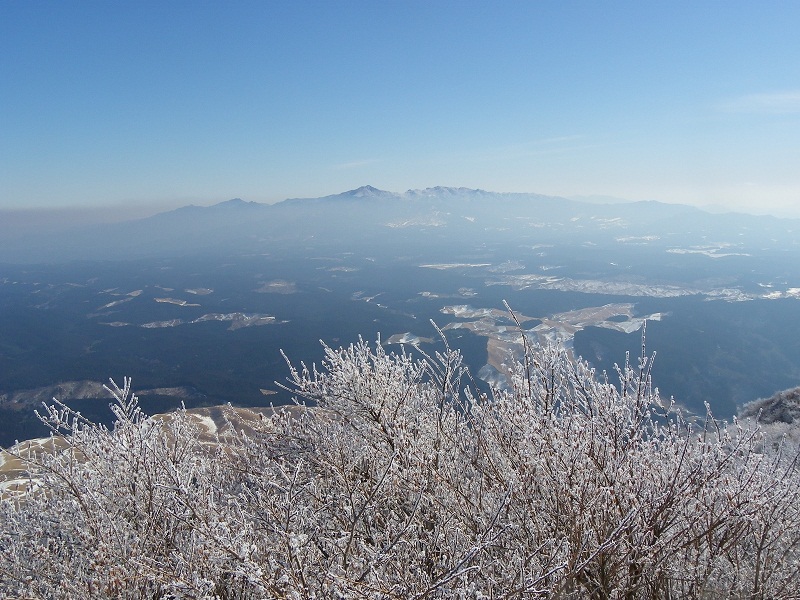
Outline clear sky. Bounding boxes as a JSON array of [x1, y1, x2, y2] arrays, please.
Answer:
[[2, 1, 800, 217]]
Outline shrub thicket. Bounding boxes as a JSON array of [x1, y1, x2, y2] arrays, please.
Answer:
[[2, 329, 800, 599]]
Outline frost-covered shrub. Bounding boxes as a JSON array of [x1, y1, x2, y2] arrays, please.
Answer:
[[740, 386, 800, 425], [2, 330, 800, 599]]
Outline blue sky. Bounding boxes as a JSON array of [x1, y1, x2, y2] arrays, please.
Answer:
[[2, 1, 800, 217]]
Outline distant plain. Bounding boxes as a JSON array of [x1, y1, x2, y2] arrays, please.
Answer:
[[2, 187, 799, 447]]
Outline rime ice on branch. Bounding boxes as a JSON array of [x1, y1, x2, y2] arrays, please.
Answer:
[[2, 327, 800, 598]]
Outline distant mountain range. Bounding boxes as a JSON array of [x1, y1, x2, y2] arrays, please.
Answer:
[[3, 185, 800, 445], [1, 186, 798, 264]]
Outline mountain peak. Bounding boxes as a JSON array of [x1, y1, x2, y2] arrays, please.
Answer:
[[212, 198, 260, 209], [343, 185, 391, 198], [404, 186, 490, 199]]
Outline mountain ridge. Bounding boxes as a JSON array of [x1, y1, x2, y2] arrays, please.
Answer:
[[1, 186, 799, 265]]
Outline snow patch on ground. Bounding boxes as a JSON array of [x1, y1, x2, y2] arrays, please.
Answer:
[[192, 415, 218, 435]]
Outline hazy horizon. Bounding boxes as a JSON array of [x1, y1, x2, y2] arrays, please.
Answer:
[[2, 186, 799, 248], [2, 2, 800, 218], [2, 185, 798, 238]]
